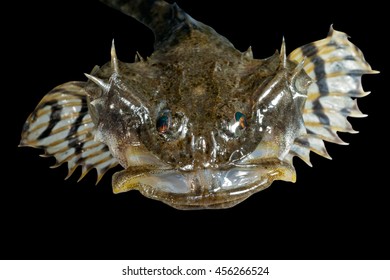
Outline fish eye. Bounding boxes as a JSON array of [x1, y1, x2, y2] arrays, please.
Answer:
[[156, 110, 171, 134], [234, 112, 247, 129], [221, 111, 248, 138]]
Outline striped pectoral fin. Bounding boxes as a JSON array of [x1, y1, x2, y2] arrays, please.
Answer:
[[20, 81, 118, 183], [287, 26, 378, 164]]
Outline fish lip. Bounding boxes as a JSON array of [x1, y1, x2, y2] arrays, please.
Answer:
[[112, 160, 296, 210]]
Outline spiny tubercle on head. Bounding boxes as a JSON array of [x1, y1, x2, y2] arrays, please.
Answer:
[[85, 39, 121, 92]]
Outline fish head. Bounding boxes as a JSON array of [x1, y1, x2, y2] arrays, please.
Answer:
[[85, 38, 311, 209]]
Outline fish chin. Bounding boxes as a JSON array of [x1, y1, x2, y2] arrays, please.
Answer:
[[112, 160, 296, 209]]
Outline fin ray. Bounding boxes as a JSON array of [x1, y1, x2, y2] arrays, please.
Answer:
[[288, 27, 377, 165], [20, 82, 118, 182]]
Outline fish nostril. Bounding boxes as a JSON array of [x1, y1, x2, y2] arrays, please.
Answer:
[[192, 135, 207, 153], [189, 134, 214, 161]]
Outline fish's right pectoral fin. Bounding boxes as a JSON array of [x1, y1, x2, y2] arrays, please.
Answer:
[[20, 81, 118, 184]]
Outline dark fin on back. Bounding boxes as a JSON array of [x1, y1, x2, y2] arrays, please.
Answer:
[[20, 82, 118, 183], [99, 0, 195, 49], [99, 0, 230, 51]]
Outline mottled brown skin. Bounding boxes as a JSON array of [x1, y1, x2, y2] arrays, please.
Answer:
[[88, 27, 301, 168], [82, 0, 310, 208]]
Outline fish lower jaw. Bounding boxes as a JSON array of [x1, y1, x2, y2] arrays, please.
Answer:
[[112, 160, 296, 210]]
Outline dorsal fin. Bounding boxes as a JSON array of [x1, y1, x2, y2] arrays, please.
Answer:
[[99, 0, 199, 50]]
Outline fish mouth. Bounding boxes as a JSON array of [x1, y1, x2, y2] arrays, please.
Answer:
[[112, 159, 296, 209]]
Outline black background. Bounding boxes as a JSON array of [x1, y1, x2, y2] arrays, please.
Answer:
[[3, 0, 388, 260]]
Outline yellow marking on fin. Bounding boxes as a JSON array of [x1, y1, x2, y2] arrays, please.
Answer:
[[305, 122, 356, 133], [35, 101, 82, 118]]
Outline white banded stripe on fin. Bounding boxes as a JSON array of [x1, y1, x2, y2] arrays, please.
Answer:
[[286, 135, 332, 167], [20, 81, 118, 183], [287, 27, 378, 165]]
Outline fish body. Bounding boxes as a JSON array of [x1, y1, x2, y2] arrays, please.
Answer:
[[20, 0, 377, 209]]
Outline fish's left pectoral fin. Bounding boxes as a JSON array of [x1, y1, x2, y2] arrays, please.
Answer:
[[20, 81, 118, 184], [287, 26, 378, 165]]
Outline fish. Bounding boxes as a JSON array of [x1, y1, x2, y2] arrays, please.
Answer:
[[19, 0, 378, 209]]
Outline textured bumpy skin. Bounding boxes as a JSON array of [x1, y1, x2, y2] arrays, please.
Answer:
[[20, 0, 377, 209]]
